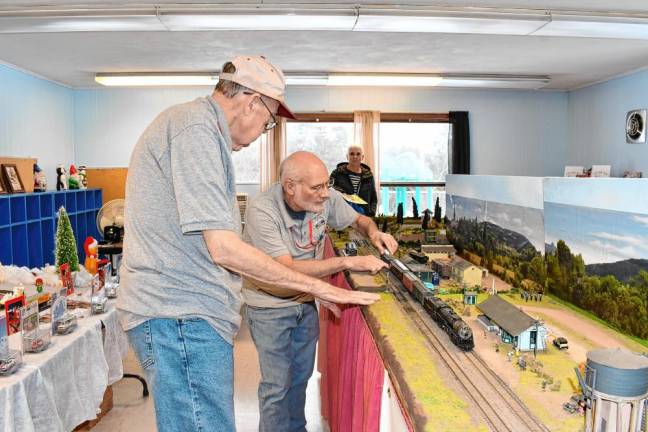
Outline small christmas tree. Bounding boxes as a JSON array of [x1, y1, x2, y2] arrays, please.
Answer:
[[55, 207, 79, 272]]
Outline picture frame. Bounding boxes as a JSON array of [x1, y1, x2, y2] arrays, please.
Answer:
[[591, 165, 611, 177], [1, 164, 25, 193], [564, 166, 584, 177]]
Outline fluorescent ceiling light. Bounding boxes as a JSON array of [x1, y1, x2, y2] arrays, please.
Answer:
[[158, 8, 357, 31], [438, 75, 550, 89], [95, 73, 217, 87], [285, 75, 329, 86], [532, 12, 648, 39], [0, 13, 163, 33], [328, 74, 443, 87], [95, 73, 549, 89], [354, 8, 548, 35]]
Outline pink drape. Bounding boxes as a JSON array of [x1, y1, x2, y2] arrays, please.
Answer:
[[319, 238, 385, 432]]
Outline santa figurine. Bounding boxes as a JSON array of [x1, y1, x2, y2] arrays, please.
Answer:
[[84, 236, 99, 275], [68, 164, 80, 190], [33, 163, 47, 192], [56, 165, 67, 191]]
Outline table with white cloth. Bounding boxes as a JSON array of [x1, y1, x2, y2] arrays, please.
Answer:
[[0, 288, 128, 432]]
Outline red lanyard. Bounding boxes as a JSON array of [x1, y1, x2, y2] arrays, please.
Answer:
[[292, 219, 318, 250]]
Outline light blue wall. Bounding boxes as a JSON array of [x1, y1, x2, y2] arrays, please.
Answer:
[[73, 87, 206, 167], [567, 69, 648, 177], [73, 86, 569, 177], [0, 63, 75, 189]]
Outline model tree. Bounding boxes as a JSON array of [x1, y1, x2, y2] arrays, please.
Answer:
[[422, 209, 431, 230], [434, 197, 442, 223], [381, 218, 389, 233], [412, 197, 419, 219], [396, 203, 404, 225], [55, 207, 79, 272]]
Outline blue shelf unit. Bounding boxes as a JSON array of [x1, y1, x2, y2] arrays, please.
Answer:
[[0, 189, 102, 268]]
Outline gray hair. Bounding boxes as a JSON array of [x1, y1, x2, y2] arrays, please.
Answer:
[[348, 145, 363, 154], [214, 62, 251, 98], [279, 157, 299, 185]]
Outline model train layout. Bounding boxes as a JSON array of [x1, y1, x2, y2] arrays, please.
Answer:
[[381, 251, 475, 351], [343, 239, 474, 351]]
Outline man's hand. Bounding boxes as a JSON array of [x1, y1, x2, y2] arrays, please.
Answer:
[[311, 281, 380, 306], [317, 299, 342, 318], [369, 231, 398, 255], [345, 255, 387, 274]]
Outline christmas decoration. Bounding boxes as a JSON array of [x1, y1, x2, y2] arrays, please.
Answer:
[[84, 236, 98, 275], [79, 165, 88, 189], [55, 207, 79, 272], [33, 163, 47, 192], [68, 165, 80, 190], [56, 165, 67, 191]]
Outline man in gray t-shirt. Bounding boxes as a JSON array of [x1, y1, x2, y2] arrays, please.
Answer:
[[118, 56, 380, 432], [243, 151, 398, 432]]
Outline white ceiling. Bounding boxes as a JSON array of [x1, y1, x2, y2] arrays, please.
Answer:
[[2, 1, 648, 90]]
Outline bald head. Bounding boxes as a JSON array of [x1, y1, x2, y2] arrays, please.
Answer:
[[280, 151, 328, 186], [347, 145, 363, 156]]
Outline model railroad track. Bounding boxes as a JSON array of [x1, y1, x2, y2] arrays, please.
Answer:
[[388, 278, 549, 432], [462, 351, 550, 432]]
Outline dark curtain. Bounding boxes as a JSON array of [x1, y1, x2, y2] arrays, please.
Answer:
[[449, 111, 470, 174]]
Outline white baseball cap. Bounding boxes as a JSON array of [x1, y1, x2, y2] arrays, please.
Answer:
[[219, 55, 296, 119]]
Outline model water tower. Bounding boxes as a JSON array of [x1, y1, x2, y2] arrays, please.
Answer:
[[576, 348, 648, 432]]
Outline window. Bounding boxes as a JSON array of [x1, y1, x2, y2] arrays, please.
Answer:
[[231, 137, 261, 183], [379, 117, 450, 216], [286, 114, 354, 173]]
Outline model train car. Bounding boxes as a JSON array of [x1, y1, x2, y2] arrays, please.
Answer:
[[344, 241, 358, 256], [382, 253, 474, 351], [408, 249, 429, 264]]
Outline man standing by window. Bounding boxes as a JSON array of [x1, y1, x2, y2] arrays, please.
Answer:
[[243, 151, 397, 432], [330, 145, 378, 216]]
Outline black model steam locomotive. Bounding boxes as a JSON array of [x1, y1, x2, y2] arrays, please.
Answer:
[[381, 253, 474, 351]]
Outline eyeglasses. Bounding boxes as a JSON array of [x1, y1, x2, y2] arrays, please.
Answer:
[[295, 178, 334, 193], [244, 92, 278, 131], [258, 97, 278, 131]]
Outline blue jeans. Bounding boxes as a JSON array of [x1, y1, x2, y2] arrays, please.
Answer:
[[127, 318, 235, 432], [246, 302, 319, 432]]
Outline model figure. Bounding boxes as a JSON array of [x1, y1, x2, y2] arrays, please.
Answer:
[[56, 165, 67, 190]]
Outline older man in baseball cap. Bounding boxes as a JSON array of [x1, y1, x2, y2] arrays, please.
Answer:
[[118, 55, 379, 432]]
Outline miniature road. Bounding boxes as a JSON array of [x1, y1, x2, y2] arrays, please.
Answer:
[[390, 283, 550, 432]]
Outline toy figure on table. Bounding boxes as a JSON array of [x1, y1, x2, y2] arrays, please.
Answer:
[[4, 295, 25, 335], [84, 236, 99, 275], [35, 277, 44, 294], [56, 165, 67, 190], [59, 263, 74, 296]]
